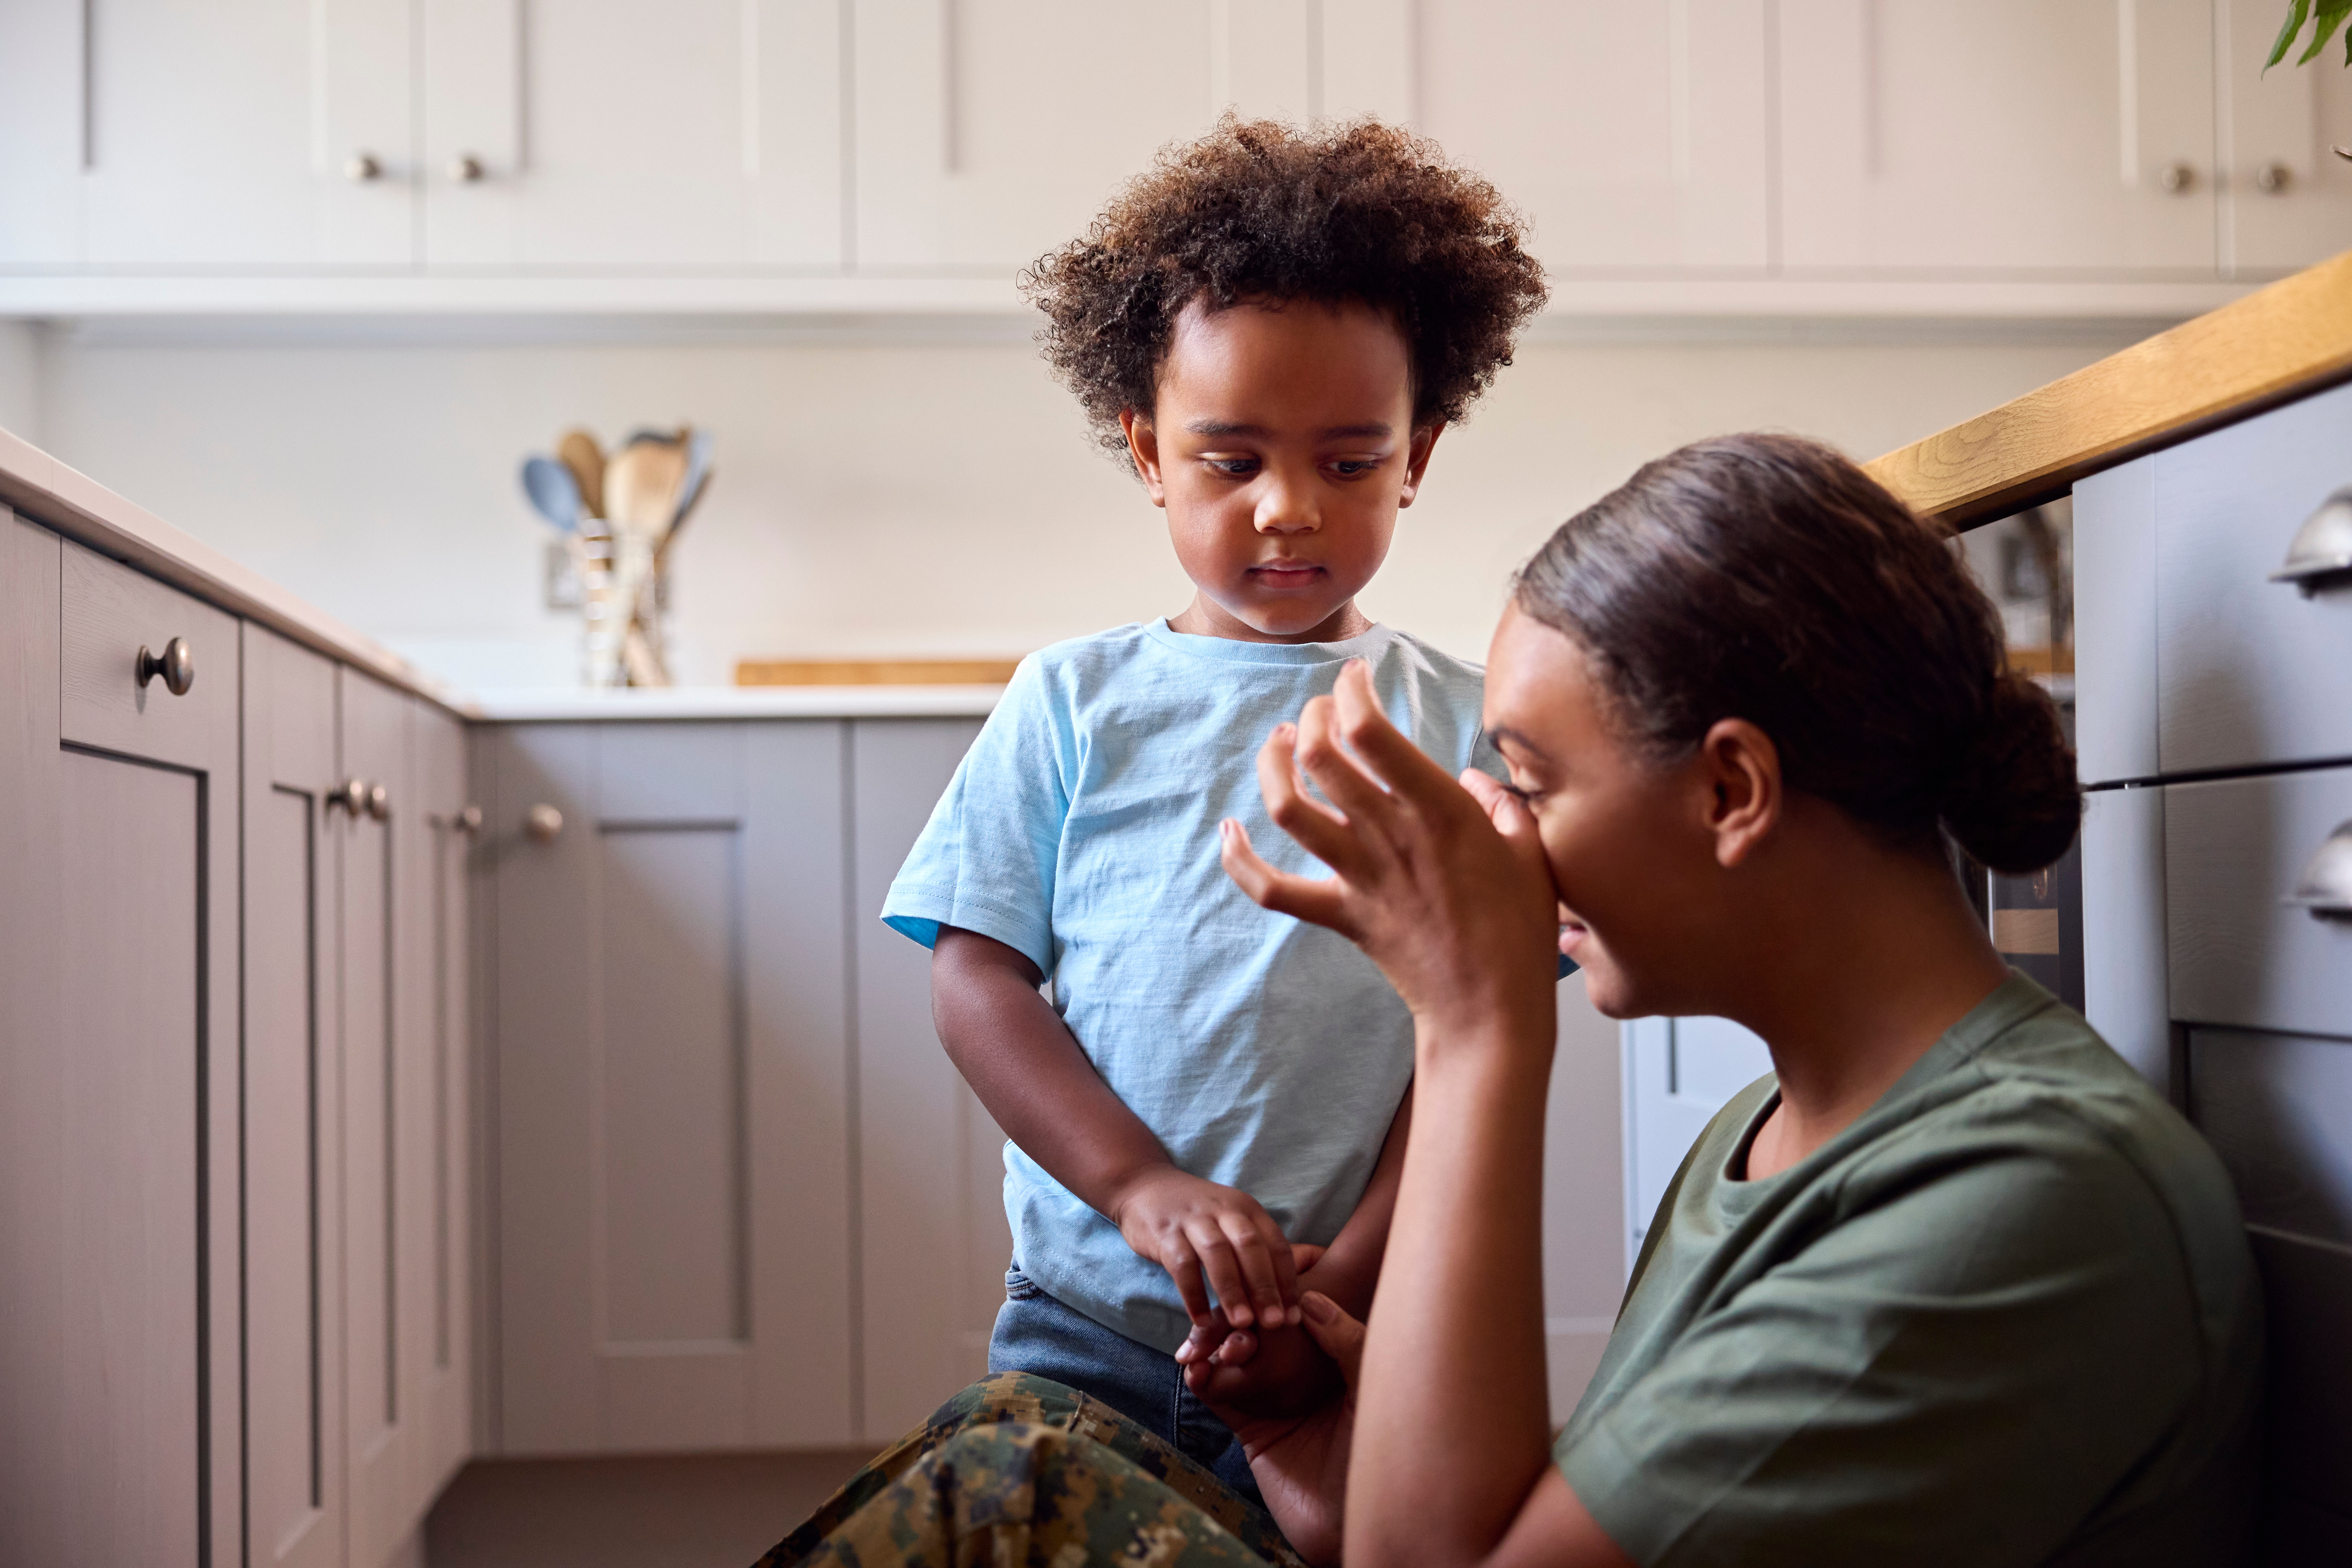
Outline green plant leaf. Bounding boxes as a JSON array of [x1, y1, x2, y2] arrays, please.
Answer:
[[2271, 0, 2312, 69], [2300, 0, 2352, 64]]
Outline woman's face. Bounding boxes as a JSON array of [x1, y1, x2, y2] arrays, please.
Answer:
[[1481, 604, 1728, 1020]]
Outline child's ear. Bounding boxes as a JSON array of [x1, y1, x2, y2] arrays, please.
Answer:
[[1120, 409, 1168, 506], [1398, 421, 1446, 509]]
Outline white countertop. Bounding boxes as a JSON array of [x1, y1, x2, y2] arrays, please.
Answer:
[[0, 422, 1002, 722], [471, 685, 1002, 721]]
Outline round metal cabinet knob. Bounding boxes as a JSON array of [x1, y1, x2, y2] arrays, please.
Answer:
[[328, 777, 368, 815], [449, 154, 486, 183], [2256, 161, 2292, 194], [456, 804, 483, 834], [365, 783, 391, 821], [524, 803, 564, 842], [2158, 162, 2195, 194], [345, 152, 384, 183], [135, 636, 195, 696]]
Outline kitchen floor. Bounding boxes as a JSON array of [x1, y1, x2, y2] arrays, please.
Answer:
[[425, 1449, 868, 1568]]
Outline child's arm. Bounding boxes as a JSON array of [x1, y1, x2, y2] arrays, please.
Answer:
[[932, 926, 1302, 1332]]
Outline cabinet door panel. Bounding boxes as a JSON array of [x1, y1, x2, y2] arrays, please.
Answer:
[[1621, 1014, 1772, 1251], [1416, 0, 1768, 271], [488, 720, 851, 1454], [407, 702, 474, 1506], [854, 0, 1310, 270], [422, 0, 843, 268], [243, 626, 345, 1568], [82, 0, 415, 266], [851, 717, 1008, 1444], [0, 515, 243, 1568], [1780, 0, 2217, 273], [341, 667, 413, 1566], [2220, 0, 2352, 276], [0, 0, 81, 264]]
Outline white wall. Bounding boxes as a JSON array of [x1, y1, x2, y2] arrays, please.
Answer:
[[28, 321, 2145, 689], [0, 321, 39, 443]]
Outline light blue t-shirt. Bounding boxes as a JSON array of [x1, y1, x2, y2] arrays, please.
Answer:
[[881, 617, 1496, 1351]]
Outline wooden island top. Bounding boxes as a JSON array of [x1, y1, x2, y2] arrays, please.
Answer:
[[1869, 249, 2352, 528]]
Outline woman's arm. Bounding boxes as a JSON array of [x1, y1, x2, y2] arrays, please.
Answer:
[[931, 927, 1301, 1331], [1220, 661, 1634, 1568]]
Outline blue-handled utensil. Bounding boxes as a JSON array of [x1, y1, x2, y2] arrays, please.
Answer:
[[521, 455, 583, 531]]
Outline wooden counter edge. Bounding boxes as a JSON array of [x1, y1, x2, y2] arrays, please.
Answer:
[[1868, 249, 2352, 528]]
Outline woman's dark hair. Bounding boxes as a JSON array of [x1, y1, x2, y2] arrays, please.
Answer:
[[1513, 433, 2082, 875], [1022, 116, 1549, 461]]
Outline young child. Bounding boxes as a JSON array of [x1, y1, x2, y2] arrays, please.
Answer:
[[879, 118, 1547, 1498]]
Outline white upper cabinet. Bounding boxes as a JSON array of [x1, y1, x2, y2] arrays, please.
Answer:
[[853, 0, 1313, 271], [421, 0, 842, 268], [1780, 0, 2218, 273], [0, 0, 83, 265], [2219, 0, 2352, 275], [1412, 0, 1771, 272], [82, 0, 417, 267]]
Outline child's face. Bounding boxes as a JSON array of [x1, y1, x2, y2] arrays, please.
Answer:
[[1123, 297, 1438, 643]]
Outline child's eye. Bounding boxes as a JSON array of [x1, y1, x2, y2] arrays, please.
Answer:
[[1328, 458, 1380, 478], [1204, 456, 1259, 477]]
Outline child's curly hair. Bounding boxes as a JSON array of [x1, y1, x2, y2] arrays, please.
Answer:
[[1022, 116, 1549, 462]]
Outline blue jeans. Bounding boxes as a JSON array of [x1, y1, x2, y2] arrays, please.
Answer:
[[987, 1266, 1263, 1508]]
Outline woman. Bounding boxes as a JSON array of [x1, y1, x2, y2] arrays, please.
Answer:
[[762, 434, 2261, 1568]]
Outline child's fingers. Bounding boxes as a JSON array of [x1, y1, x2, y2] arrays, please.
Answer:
[[1220, 820, 1352, 932], [1164, 1237, 1213, 1327], [1220, 1215, 1293, 1328], [1187, 1222, 1259, 1329]]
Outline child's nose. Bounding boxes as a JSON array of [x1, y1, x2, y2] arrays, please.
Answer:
[[1253, 474, 1320, 534]]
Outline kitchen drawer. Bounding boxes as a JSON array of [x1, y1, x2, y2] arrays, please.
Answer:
[[2165, 765, 2352, 1037], [2188, 1027, 2352, 1248], [60, 538, 236, 770], [2152, 378, 2352, 776]]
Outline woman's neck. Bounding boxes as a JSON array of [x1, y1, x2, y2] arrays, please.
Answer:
[[1733, 822, 2011, 1181]]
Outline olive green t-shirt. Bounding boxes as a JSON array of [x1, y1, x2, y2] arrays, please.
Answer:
[[1555, 974, 2262, 1567]]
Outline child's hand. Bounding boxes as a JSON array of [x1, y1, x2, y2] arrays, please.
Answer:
[[1176, 1245, 1342, 1417], [1110, 1166, 1300, 1332]]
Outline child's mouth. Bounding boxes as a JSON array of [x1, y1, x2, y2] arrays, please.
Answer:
[[1249, 562, 1324, 587]]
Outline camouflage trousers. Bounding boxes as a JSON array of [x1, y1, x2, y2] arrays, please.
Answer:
[[751, 1372, 1306, 1568]]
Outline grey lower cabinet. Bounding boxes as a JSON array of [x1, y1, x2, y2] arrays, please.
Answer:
[[478, 716, 1012, 1454], [0, 516, 245, 1568], [2076, 385, 2352, 1564], [244, 625, 476, 1568]]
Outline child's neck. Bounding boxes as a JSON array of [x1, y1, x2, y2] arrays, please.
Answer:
[[1168, 594, 1373, 645]]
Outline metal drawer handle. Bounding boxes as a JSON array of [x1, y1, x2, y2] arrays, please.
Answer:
[[135, 637, 194, 696], [2285, 818, 2352, 919], [366, 783, 390, 821], [524, 803, 564, 842], [2270, 488, 2352, 595], [430, 805, 484, 835], [327, 778, 367, 816]]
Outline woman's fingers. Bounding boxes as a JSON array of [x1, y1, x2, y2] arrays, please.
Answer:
[[1255, 719, 1372, 877], [1221, 820, 1353, 933], [1298, 1292, 1368, 1390], [1330, 660, 1462, 802], [1291, 689, 1401, 842]]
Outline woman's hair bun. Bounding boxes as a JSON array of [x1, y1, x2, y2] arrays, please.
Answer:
[[1938, 672, 2083, 875]]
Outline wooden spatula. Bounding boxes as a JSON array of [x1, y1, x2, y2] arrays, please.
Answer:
[[557, 430, 607, 522]]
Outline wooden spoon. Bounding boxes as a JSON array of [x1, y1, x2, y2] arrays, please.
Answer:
[[557, 430, 607, 522]]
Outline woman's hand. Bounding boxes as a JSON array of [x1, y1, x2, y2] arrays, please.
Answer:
[[1203, 1291, 1369, 1568], [1220, 660, 1560, 1042]]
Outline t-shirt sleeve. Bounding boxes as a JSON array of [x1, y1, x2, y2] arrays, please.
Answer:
[[1557, 1122, 2203, 1568], [878, 655, 1071, 976]]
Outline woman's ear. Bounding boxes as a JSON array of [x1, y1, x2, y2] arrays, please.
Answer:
[[1120, 408, 1167, 505], [1697, 718, 1782, 869], [1398, 421, 1445, 508]]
